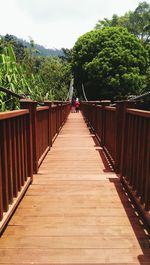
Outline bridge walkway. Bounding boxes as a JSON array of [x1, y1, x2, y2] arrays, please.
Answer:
[[0, 112, 150, 264]]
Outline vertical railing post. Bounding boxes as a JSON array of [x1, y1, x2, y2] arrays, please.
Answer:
[[100, 100, 111, 147], [44, 101, 53, 148], [60, 102, 63, 126], [145, 121, 150, 211], [95, 101, 101, 134], [20, 99, 38, 174], [0, 150, 3, 221], [115, 101, 125, 174], [53, 101, 59, 134], [116, 101, 135, 174]]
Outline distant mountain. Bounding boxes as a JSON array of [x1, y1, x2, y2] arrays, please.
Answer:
[[17, 37, 64, 57], [1, 34, 64, 57]]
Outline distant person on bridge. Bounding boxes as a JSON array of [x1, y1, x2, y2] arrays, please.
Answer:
[[71, 96, 76, 113], [75, 98, 80, 112]]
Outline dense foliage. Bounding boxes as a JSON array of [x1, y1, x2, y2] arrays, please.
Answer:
[[39, 57, 71, 100], [95, 2, 150, 45], [0, 35, 71, 111], [72, 27, 149, 100]]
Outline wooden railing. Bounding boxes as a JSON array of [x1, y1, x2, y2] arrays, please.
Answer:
[[0, 100, 70, 232], [20, 100, 71, 173], [0, 110, 32, 231], [120, 108, 150, 222], [81, 101, 150, 227]]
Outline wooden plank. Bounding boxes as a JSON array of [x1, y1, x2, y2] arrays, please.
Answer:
[[25, 186, 129, 195], [0, 248, 150, 264], [4, 223, 147, 237], [9, 215, 140, 226], [0, 263, 149, 265], [0, 236, 149, 249], [11, 206, 138, 217], [18, 196, 131, 208]]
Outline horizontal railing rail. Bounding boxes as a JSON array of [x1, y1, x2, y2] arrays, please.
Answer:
[[81, 101, 150, 228], [0, 100, 71, 232]]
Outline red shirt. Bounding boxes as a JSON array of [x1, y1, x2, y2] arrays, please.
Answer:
[[75, 101, 79, 107]]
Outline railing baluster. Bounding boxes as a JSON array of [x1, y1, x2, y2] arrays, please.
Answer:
[[23, 116, 28, 181], [1, 121, 9, 211], [20, 117, 25, 186], [6, 120, 13, 204], [12, 118, 18, 197], [0, 145, 3, 221], [140, 119, 147, 204], [16, 118, 22, 191], [144, 121, 150, 211]]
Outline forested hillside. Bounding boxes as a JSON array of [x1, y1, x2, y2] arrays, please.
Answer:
[[18, 37, 64, 57], [0, 34, 64, 57]]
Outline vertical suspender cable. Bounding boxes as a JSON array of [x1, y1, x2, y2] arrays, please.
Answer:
[[66, 78, 74, 101], [82, 83, 88, 101]]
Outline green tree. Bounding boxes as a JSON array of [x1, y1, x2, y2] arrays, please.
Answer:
[[0, 34, 26, 62], [60, 48, 73, 62], [129, 1, 150, 43], [72, 27, 149, 100], [39, 57, 71, 100], [95, 1, 150, 44]]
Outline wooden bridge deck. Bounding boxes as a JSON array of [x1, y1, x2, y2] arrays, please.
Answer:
[[0, 112, 150, 264]]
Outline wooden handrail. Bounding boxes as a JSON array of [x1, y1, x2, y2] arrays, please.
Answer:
[[0, 110, 29, 120], [127, 108, 150, 117], [36, 106, 49, 112]]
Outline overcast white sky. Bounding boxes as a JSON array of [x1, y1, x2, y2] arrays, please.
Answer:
[[0, 0, 148, 49]]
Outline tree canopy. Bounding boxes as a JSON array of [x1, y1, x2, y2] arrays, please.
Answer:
[[95, 1, 150, 45], [72, 27, 149, 100]]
